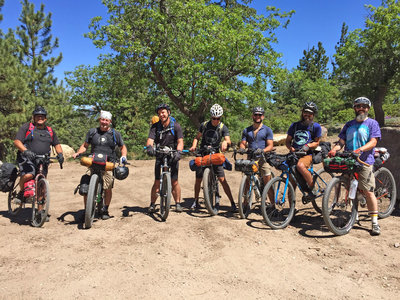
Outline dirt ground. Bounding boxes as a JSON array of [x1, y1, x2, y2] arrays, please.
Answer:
[[0, 145, 399, 299]]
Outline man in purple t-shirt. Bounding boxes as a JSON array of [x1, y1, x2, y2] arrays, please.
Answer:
[[329, 97, 382, 236]]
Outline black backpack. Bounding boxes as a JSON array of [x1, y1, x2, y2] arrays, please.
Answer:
[[0, 163, 18, 192], [312, 142, 331, 164]]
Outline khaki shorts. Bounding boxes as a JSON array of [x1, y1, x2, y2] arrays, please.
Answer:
[[86, 168, 114, 190], [297, 155, 312, 169], [258, 156, 272, 177], [358, 164, 375, 192]]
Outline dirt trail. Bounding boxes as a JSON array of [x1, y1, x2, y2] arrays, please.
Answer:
[[0, 148, 399, 299]]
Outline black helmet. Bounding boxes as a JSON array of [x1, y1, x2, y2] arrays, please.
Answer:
[[252, 106, 265, 115], [302, 102, 318, 114], [353, 97, 371, 108], [155, 103, 171, 114], [32, 106, 47, 116], [114, 166, 129, 180]]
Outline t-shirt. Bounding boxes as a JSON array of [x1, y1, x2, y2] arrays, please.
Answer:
[[338, 118, 381, 165], [241, 124, 273, 150], [148, 119, 183, 148], [199, 121, 229, 151], [85, 127, 124, 161], [15, 122, 60, 155], [287, 121, 322, 150]]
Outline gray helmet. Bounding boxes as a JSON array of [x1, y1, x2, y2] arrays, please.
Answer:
[[32, 106, 47, 116], [302, 102, 318, 114], [353, 97, 371, 108], [252, 106, 265, 115], [210, 104, 223, 118], [114, 166, 129, 180], [155, 103, 171, 114]]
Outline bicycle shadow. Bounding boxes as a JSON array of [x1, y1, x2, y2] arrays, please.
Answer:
[[289, 208, 334, 238], [181, 197, 238, 219], [0, 209, 32, 226], [57, 210, 86, 229]]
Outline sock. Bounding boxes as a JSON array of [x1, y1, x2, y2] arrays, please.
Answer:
[[369, 211, 378, 225]]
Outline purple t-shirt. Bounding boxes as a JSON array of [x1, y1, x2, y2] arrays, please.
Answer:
[[338, 118, 381, 165]]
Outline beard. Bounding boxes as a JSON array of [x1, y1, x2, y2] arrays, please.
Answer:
[[356, 111, 368, 122], [253, 118, 262, 124], [301, 116, 312, 126]]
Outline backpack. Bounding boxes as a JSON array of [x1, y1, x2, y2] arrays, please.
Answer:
[[156, 116, 176, 137], [24, 122, 54, 142], [0, 163, 18, 193], [312, 142, 331, 164], [201, 120, 224, 137]]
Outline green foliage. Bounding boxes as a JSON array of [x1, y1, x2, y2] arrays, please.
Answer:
[[332, 0, 400, 126], [297, 41, 329, 81]]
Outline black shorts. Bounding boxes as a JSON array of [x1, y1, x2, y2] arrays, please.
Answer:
[[155, 158, 179, 181], [195, 165, 225, 179]]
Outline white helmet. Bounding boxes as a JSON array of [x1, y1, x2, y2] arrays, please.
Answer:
[[210, 104, 223, 118], [353, 97, 371, 108]]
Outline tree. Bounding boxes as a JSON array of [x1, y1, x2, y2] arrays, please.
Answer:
[[297, 41, 329, 81], [333, 0, 400, 126], [86, 0, 293, 128], [16, 0, 62, 97]]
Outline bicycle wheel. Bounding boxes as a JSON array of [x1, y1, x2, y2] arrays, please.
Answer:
[[311, 168, 334, 214], [261, 176, 295, 229], [160, 172, 171, 221], [203, 168, 218, 216], [322, 177, 357, 236], [31, 178, 50, 227], [8, 179, 22, 216], [374, 167, 397, 219], [85, 174, 99, 229], [238, 175, 253, 219]]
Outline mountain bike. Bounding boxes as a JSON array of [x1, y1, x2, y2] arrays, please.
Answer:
[[322, 152, 396, 236], [8, 154, 63, 227], [146, 146, 188, 221], [234, 149, 273, 219], [261, 151, 333, 229]]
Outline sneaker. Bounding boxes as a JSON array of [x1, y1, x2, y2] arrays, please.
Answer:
[[230, 203, 238, 213], [148, 203, 156, 213], [101, 210, 111, 220], [176, 203, 183, 212], [371, 224, 381, 236], [191, 199, 200, 210]]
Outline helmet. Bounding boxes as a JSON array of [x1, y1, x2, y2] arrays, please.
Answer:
[[151, 115, 159, 124], [252, 106, 265, 115], [114, 166, 129, 180], [353, 97, 371, 108], [302, 102, 318, 114], [32, 106, 47, 116], [210, 104, 223, 118], [155, 103, 171, 114]]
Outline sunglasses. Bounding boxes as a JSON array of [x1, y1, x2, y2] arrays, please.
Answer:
[[212, 117, 221, 120], [253, 114, 263, 117], [354, 104, 369, 109]]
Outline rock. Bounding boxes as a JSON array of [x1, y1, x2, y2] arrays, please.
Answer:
[[320, 126, 328, 141], [394, 243, 400, 248], [273, 134, 287, 146], [51, 144, 75, 159]]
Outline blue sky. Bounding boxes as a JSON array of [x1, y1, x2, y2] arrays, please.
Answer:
[[0, 0, 381, 82]]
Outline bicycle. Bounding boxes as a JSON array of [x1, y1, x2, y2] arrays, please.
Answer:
[[234, 149, 272, 219], [322, 151, 396, 236], [79, 154, 118, 229], [146, 146, 188, 221], [8, 154, 63, 227], [261, 151, 333, 229]]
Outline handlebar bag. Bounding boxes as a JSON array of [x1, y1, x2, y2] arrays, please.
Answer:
[[195, 153, 226, 167]]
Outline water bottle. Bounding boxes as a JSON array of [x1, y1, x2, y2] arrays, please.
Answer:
[[348, 179, 358, 200]]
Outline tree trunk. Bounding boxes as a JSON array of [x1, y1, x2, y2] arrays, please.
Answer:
[[373, 86, 387, 127]]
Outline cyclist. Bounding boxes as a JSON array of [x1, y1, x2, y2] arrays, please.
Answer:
[[285, 102, 322, 197], [146, 104, 184, 213], [328, 97, 382, 236], [238, 106, 274, 185], [73, 110, 127, 220], [189, 104, 236, 212], [13, 106, 64, 220]]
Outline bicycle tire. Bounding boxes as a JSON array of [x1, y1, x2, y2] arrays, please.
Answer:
[[160, 172, 171, 221], [31, 178, 50, 227], [261, 176, 295, 229], [311, 168, 334, 214], [238, 175, 253, 219], [85, 174, 99, 229], [322, 177, 357, 236], [8, 179, 22, 216], [374, 167, 397, 219], [203, 168, 218, 216]]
